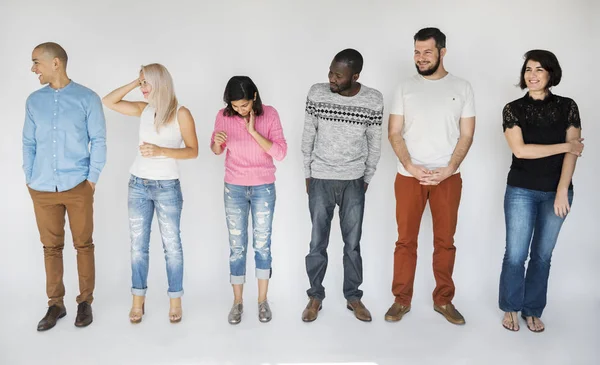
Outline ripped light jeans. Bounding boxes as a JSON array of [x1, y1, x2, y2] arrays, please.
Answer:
[[224, 183, 276, 284], [128, 175, 184, 298]]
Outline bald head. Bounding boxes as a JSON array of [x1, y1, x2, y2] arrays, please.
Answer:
[[34, 42, 68, 69]]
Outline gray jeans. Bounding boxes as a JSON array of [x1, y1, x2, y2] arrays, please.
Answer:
[[305, 177, 366, 301]]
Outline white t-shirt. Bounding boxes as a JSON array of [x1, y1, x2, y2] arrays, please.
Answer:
[[390, 73, 475, 177]]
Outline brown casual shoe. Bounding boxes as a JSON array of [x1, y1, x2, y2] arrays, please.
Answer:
[[433, 303, 465, 325], [302, 298, 322, 322], [384, 302, 411, 322], [75, 302, 93, 327], [346, 300, 372, 322], [37, 305, 67, 331]]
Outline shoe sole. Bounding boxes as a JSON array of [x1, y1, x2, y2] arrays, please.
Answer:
[[502, 323, 519, 332], [384, 308, 410, 322], [228, 315, 242, 325], [434, 306, 465, 325], [346, 305, 372, 322], [74, 318, 93, 328], [37, 311, 67, 331]]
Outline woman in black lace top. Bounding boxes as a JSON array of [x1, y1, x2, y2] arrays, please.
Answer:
[[498, 50, 584, 332]]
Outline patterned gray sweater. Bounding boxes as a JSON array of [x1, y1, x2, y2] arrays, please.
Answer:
[[301, 83, 383, 183]]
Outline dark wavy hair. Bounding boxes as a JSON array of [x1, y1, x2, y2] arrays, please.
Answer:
[[519, 49, 562, 90], [222, 76, 263, 117], [414, 27, 446, 50]]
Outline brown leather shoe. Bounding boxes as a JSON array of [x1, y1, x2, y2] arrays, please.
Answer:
[[37, 305, 67, 331], [74, 302, 93, 327], [346, 300, 372, 322], [384, 302, 411, 322], [434, 303, 465, 325], [302, 298, 322, 322]]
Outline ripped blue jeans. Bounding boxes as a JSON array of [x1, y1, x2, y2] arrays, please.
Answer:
[[224, 183, 276, 284], [128, 175, 184, 298]]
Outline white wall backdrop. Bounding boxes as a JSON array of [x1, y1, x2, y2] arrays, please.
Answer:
[[0, 1, 598, 364]]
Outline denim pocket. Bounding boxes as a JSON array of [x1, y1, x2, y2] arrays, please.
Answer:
[[159, 179, 180, 189]]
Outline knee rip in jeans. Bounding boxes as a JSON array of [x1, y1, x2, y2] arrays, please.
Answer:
[[256, 246, 270, 260], [230, 243, 245, 262], [254, 230, 270, 248], [226, 212, 243, 236], [255, 210, 271, 225], [129, 216, 145, 239], [255, 239, 268, 249], [158, 216, 179, 238], [228, 228, 242, 236], [162, 237, 182, 253]]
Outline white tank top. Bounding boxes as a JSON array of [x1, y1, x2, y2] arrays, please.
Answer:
[[129, 104, 183, 180]]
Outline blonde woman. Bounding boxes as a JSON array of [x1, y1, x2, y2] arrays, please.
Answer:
[[103, 64, 198, 324]]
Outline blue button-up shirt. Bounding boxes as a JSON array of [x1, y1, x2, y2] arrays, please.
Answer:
[[22, 81, 107, 192]]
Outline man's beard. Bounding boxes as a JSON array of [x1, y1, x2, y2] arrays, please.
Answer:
[[330, 79, 352, 93], [415, 53, 441, 76]]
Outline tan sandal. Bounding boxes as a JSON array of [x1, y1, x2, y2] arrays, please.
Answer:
[[502, 312, 519, 332], [522, 314, 545, 333], [129, 303, 145, 324], [169, 306, 182, 323]]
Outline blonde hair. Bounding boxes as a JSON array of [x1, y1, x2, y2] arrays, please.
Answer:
[[140, 63, 178, 130]]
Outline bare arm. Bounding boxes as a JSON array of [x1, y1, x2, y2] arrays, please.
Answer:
[[504, 126, 582, 159], [421, 116, 476, 185], [554, 126, 582, 218], [388, 114, 431, 181], [388, 114, 410, 168], [102, 79, 147, 117], [139, 107, 199, 159], [448, 116, 475, 171]]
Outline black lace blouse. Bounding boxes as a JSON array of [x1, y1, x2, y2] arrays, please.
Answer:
[[502, 93, 581, 192]]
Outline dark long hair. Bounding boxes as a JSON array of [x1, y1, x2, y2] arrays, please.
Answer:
[[222, 76, 264, 117]]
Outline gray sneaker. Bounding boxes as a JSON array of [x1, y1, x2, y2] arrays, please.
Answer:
[[258, 300, 272, 323], [228, 302, 243, 325]]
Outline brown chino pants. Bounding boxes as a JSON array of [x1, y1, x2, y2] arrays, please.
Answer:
[[28, 180, 95, 307], [392, 173, 462, 306]]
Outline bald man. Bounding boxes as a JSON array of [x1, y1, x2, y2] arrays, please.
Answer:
[[23, 42, 106, 331]]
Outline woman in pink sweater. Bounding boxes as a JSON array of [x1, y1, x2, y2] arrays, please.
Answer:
[[211, 76, 287, 324]]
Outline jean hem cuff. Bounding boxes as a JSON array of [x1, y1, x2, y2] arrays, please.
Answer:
[[132, 288, 147, 296], [168, 290, 184, 299], [256, 268, 271, 280], [230, 275, 246, 284]]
